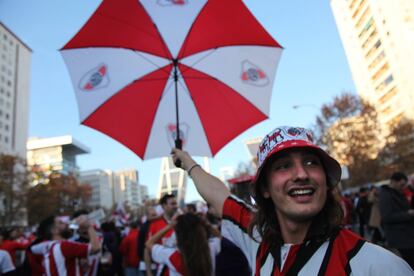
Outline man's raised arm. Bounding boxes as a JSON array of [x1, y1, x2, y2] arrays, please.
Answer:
[[171, 148, 230, 217]]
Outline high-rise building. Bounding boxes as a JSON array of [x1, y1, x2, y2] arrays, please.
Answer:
[[0, 22, 31, 158], [112, 169, 145, 209], [27, 135, 89, 185], [330, 0, 414, 130], [245, 137, 261, 168], [79, 169, 113, 209]]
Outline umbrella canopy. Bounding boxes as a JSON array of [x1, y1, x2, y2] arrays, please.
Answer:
[[61, 0, 283, 159]]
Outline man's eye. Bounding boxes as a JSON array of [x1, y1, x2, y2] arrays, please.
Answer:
[[304, 159, 321, 166], [273, 162, 290, 170]]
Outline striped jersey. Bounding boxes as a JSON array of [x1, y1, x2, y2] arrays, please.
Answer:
[[31, 240, 90, 276], [222, 196, 413, 275]]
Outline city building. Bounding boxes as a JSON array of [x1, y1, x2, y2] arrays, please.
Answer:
[[0, 22, 31, 158], [27, 135, 89, 185], [79, 169, 113, 209], [330, 0, 414, 130], [112, 169, 146, 209]]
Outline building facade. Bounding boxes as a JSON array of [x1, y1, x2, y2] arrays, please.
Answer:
[[0, 22, 31, 158], [330, 0, 414, 129], [112, 169, 146, 209], [27, 135, 89, 185], [79, 169, 113, 209]]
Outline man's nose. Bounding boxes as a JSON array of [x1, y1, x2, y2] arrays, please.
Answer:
[[292, 162, 309, 181]]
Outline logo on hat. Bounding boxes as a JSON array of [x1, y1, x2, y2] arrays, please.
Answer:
[[166, 123, 189, 147], [157, 0, 187, 6], [241, 60, 269, 87], [257, 127, 315, 168], [79, 64, 110, 92]]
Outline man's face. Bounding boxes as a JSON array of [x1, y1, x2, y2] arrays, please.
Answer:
[[147, 207, 158, 221], [163, 197, 178, 218], [53, 217, 72, 239], [264, 149, 327, 224], [393, 179, 407, 191]]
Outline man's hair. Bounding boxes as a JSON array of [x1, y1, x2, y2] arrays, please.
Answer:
[[390, 172, 408, 182], [186, 203, 197, 213], [37, 215, 56, 241], [159, 193, 175, 205], [248, 154, 343, 247]]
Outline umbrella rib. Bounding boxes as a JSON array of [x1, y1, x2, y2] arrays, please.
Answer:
[[133, 51, 172, 76], [179, 48, 217, 75]]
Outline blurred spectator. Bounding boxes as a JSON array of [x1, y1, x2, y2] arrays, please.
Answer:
[[367, 186, 384, 244], [119, 221, 140, 276], [0, 249, 15, 275], [0, 227, 29, 266], [137, 206, 158, 276], [31, 215, 101, 276], [356, 187, 371, 237], [146, 213, 220, 276], [379, 172, 414, 269]]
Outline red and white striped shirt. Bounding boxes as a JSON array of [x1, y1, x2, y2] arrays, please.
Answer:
[[31, 240, 90, 276], [222, 195, 413, 275]]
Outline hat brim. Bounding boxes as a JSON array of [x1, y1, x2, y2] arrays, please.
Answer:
[[254, 140, 342, 187]]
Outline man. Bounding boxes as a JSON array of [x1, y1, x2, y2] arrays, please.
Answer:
[[147, 194, 178, 244], [355, 187, 371, 237], [379, 172, 414, 269], [172, 126, 413, 275], [146, 194, 177, 275], [31, 215, 101, 276]]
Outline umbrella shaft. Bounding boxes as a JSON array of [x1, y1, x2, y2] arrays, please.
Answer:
[[173, 60, 181, 146]]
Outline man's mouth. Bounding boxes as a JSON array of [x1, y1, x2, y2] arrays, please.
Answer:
[[288, 188, 315, 197]]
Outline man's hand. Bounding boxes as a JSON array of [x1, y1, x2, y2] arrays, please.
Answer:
[[171, 148, 196, 171]]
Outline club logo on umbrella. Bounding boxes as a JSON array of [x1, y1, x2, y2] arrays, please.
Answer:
[[157, 0, 188, 6], [241, 60, 269, 87], [166, 123, 189, 147], [79, 64, 110, 91]]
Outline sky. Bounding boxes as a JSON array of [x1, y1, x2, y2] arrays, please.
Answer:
[[0, 0, 356, 201]]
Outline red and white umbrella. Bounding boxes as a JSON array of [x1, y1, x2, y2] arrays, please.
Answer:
[[61, 0, 283, 159]]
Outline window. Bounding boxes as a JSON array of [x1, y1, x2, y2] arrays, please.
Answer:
[[384, 74, 394, 85]]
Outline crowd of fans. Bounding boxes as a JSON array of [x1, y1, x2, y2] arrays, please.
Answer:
[[0, 172, 413, 275]]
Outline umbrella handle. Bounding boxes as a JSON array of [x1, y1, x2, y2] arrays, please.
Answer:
[[174, 139, 182, 168]]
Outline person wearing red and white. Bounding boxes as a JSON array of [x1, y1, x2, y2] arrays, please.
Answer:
[[172, 126, 413, 275], [31, 215, 101, 276], [145, 194, 178, 275], [146, 213, 220, 276], [0, 249, 15, 275], [119, 220, 140, 276]]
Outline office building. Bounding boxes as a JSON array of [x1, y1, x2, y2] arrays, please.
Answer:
[[113, 169, 145, 209], [79, 169, 113, 209], [330, 0, 414, 129], [0, 22, 31, 158], [27, 135, 89, 185]]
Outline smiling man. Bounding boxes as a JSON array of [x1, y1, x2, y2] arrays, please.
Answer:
[[172, 126, 413, 275]]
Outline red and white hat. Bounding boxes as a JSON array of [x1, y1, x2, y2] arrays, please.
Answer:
[[256, 126, 341, 186]]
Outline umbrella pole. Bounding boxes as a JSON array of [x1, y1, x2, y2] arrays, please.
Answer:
[[173, 59, 182, 168], [173, 59, 182, 150]]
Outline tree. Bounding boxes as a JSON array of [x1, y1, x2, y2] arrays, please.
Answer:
[[378, 118, 414, 176], [314, 92, 383, 187], [26, 173, 92, 225], [0, 154, 29, 226]]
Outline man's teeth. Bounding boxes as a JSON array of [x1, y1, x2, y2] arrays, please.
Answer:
[[289, 189, 314, 196]]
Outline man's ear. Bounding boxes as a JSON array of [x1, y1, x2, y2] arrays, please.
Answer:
[[261, 186, 270, 199]]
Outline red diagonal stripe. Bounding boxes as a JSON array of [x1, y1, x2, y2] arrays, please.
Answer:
[[180, 64, 267, 156], [63, 0, 171, 58], [82, 65, 172, 158], [178, 0, 282, 58]]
